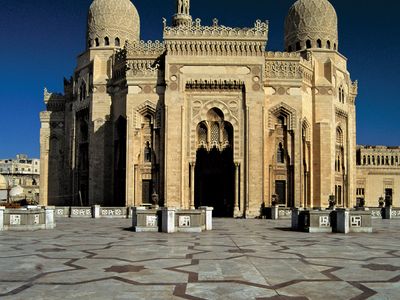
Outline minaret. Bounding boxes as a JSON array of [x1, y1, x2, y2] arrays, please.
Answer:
[[173, 0, 192, 27]]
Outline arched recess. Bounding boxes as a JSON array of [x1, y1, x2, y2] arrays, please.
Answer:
[[191, 100, 239, 160], [269, 103, 297, 207], [114, 116, 127, 207], [335, 126, 345, 207], [194, 107, 235, 217], [134, 100, 161, 206], [302, 118, 311, 208]]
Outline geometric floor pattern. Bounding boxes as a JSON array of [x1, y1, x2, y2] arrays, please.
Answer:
[[0, 218, 400, 299]]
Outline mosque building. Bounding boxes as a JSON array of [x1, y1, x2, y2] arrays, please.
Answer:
[[39, 0, 398, 217]]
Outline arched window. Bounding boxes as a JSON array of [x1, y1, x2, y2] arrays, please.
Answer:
[[336, 127, 343, 146], [317, 39, 322, 48], [296, 42, 301, 51], [197, 122, 207, 148], [363, 156, 366, 165], [277, 143, 285, 164], [288, 46, 292, 52], [367, 156, 371, 165], [372, 156, 375, 165], [327, 40, 331, 49], [95, 38, 99, 47], [144, 141, 151, 162], [386, 156, 389, 165], [377, 156, 380, 165], [88, 40, 92, 48], [104, 37, 110, 46], [306, 40, 312, 49], [391, 156, 394, 165], [115, 37, 120, 47], [334, 43, 337, 50]]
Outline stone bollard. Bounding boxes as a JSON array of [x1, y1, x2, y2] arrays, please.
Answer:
[[200, 206, 213, 231], [0, 206, 4, 231], [291, 208, 303, 231], [335, 209, 350, 234], [161, 207, 176, 233], [271, 205, 279, 220], [92, 205, 101, 219], [45, 206, 56, 229]]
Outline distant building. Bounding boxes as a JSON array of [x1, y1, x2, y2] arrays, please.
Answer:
[[356, 146, 400, 207], [0, 154, 40, 203]]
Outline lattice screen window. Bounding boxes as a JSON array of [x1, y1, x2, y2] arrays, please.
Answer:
[[210, 123, 220, 146]]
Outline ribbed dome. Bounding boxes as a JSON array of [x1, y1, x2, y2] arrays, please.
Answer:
[[87, 0, 140, 49], [284, 0, 338, 52]]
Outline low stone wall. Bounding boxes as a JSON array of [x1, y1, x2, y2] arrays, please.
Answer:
[[294, 209, 333, 233], [0, 206, 56, 231], [368, 207, 400, 219], [333, 209, 372, 233], [132, 207, 213, 233], [293, 208, 373, 234]]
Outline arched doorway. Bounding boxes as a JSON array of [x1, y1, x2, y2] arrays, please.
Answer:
[[194, 108, 235, 217]]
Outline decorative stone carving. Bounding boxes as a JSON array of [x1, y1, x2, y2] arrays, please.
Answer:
[[164, 19, 268, 57], [269, 102, 297, 131]]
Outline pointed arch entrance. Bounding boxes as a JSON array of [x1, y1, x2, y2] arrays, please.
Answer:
[[194, 108, 235, 217]]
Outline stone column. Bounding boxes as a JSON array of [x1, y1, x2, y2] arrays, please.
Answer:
[[190, 162, 195, 210], [234, 163, 240, 214], [0, 206, 4, 231], [161, 207, 176, 233], [45, 206, 56, 229]]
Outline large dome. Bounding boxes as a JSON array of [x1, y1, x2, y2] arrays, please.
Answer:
[[284, 0, 338, 52], [87, 0, 140, 49]]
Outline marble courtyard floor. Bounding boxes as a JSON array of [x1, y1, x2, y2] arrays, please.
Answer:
[[0, 218, 399, 300]]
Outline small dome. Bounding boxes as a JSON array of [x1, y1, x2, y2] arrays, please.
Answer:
[[87, 0, 140, 49], [285, 0, 338, 52]]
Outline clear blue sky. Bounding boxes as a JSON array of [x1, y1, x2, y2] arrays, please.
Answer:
[[0, 0, 399, 158]]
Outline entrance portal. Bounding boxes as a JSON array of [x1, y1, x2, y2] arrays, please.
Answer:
[[195, 147, 235, 217]]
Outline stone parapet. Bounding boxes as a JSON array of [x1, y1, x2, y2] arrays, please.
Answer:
[[1, 206, 56, 231]]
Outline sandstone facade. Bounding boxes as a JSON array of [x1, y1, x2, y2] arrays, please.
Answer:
[[40, 0, 361, 217]]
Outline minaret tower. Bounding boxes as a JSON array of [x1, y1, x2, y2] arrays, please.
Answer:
[[173, 0, 192, 26]]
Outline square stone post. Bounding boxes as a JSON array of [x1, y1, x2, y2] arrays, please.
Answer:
[[291, 208, 303, 230], [271, 205, 279, 220], [335, 209, 349, 234], [200, 206, 213, 230], [45, 206, 56, 229], [93, 205, 101, 219], [384, 206, 392, 219], [161, 207, 176, 233], [131, 206, 146, 228], [0, 206, 4, 231]]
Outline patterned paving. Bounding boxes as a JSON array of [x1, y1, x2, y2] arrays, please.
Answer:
[[0, 218, 399, 299]]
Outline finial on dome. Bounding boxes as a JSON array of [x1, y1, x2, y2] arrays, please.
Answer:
[[173, 0, 192, 27]]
